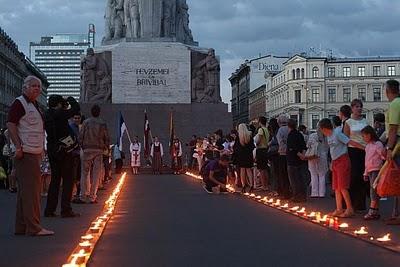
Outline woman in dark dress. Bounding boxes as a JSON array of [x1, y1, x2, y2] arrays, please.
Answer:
[[151, 136, 164, 175], [233, 123, 255, 193]]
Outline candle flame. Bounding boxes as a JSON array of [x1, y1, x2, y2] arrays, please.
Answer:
[[339, 223, 349, 228], [354, 227, 368, 235], [377, 234, 391, 242], [280, 203, 289, 209], [290, 206, 300, 211], [307, 212, 316, 218]]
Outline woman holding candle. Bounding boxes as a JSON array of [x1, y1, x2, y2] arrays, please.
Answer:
[[233, 124, 255, 193], [150, 136, 164, 175], [343, 99, 368, 212]]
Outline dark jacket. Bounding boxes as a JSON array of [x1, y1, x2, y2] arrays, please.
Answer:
[[286, 129, 307, 166], [45, 97, 80, 155]]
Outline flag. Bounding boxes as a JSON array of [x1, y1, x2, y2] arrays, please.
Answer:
[[117, 112, 130, 149], [169, 110, 175, 153], [144, 110, 151, 159]]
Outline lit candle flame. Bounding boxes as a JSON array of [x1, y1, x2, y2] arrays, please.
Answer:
[[354, 227, 368, 235], [339, 223, 349, 229], [377, 234, 391, 242], [290, 206, 299, 211], [297, 207, 306, 213], [307, 212, 316, 218], [280, 203, 289, 209]]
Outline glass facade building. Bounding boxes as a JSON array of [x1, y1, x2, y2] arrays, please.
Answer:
[[29, 32, 93, 100]]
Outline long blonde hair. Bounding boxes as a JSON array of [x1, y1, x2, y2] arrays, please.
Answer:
[[237, 123, 252, 146]]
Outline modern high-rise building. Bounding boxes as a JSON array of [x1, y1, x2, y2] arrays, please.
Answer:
[[29, 25, 95, 100], [0, 27, 49, 128]]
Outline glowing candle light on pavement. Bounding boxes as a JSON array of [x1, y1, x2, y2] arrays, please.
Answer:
[[339, 223, 349, 230], [307, 212, 316, 218], [377, 234, 391, 242], [290, 206, 299, 212], [354, 227, 368, 235]]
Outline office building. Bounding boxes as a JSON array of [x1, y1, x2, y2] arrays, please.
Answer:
[[29, 26, 95, 100]]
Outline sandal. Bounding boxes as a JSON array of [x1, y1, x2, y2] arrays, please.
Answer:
[[329, 210, 344, 217], [339, 210, 354, 218]]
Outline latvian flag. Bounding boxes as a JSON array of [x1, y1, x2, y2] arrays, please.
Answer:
[[118, 112, 128, 149], [144, 110, 151, 159]]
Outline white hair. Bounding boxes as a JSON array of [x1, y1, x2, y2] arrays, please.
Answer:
[[277, 114, 289, 126], [22, 76, 42, 92], [237, 123, 252, 146]]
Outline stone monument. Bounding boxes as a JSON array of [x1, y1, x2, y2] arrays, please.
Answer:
[[80, 0, 230, 158]]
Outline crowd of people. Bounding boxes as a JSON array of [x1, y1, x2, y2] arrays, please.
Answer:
[[2, 75, 400, 237], [192, 79, 400, 225]]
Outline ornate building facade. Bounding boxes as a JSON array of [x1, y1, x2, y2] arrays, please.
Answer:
[[266, 55, 398, 129]]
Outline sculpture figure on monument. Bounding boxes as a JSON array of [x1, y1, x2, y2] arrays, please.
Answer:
[[81, 48, 98, 102], [204, 49, 221, 103], [176, 0, 193, 43], [113, 0, 125, 40], [124, 0, 141, 38], [91, 70, 112, 103], [104, 0, 115, 41], [191, 69, 205, 102], [162, 0, 176, 37]]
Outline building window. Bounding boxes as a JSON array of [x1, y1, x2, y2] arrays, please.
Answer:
[[358, 86, 366, 101], [388, 66, 396, 76], [328, 87, 336, 102], [373, 66, 381, 77], [312, 67, 319, 78], [311, 88, 320, 103], [295, 90, 301, 103], [296, 68, 300, 79], [343, 67, 351, 77], [301, 68, 305, 79], [343, 87, 351, 102], [328, 67, 335, 78], [373, 87, 382, 102], [358, 66, 366, 77], [312, 114, 320, 130]]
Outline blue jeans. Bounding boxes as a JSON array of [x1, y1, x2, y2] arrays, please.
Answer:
[[287, 164, 308, 200]]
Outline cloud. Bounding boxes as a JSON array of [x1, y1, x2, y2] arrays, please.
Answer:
[[1, 0, 400, 105]]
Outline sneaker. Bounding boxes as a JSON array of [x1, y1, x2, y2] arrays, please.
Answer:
[[203, 185, 213, 194], [33, 229, 54, 236]]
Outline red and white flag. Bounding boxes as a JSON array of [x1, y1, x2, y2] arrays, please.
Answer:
[[144, 110, 151, 159]]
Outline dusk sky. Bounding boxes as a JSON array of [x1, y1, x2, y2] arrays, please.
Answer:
[[1, 0, 400, 104]]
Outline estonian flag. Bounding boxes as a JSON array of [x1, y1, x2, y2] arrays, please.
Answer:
[[118, 112, 128, 149]]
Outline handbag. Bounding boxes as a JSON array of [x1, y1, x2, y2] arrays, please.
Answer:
[[376, 160, 400, 197], [58, 135, 79, 153], [2, 144, 10, 157]]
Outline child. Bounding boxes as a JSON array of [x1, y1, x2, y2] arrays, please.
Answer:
[[361, 126, 386, 220], [40, 153, 51, 197], [319, 118, 364, 218]]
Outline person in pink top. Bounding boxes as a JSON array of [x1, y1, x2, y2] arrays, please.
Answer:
[[361, 126, 386, 220]]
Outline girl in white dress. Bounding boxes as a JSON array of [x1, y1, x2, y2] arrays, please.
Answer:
[[130, 136, 141, 174]]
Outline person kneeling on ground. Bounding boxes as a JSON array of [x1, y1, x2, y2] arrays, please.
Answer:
[[202, 154, 230, 194]]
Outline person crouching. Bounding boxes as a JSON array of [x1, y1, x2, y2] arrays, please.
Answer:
[[202, 155, 230, 194]]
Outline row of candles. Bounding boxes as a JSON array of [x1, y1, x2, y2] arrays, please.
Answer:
[[185, 172, 398, 253], [62, 172, 127, 267]]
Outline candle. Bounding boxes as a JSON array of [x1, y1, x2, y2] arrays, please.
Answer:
[[79, 241, 92, 252], [90, 226, 101, 234], [262, 197, 268, 202], [280, 203, 289, 209], [273, 200, 281, 206], [377, 234, 391, 242], [244, 193, 250, 196], [290, 206, 299, 212], [339, 223, 349, 230], [268, 199, 274, 204], [354, 227, 368, 235], [296, 208, 306, 214], [81, 234, 94, 241], [71, 249, 88, 264], [250, 193, 256, 198], [307, 212, 316, 218], [320, 215, 328, 223], [256, 196, 262, 199]]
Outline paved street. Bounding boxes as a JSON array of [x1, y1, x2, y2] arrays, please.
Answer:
[[91, 174, 400, 267]]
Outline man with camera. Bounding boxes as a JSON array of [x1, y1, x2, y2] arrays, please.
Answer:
[[44, 95, 80, 218]]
